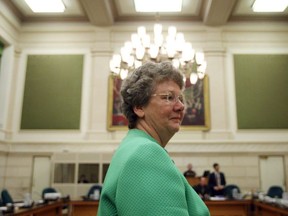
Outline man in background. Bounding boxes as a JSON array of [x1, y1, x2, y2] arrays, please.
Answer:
[[183, 163, 196, 178], [208, 163, 226, 196], [193, 176, 210, 200]]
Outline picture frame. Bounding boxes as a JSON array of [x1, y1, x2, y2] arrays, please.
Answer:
[[107, 75, 128, 131], [107, 74, 210, 131], [181, 75, 210, 131]]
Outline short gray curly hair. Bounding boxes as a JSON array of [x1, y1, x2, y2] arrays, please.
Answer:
[[120, 61, 184, 129]]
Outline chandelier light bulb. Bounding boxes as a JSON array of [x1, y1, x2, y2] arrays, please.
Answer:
[[109, 59, 116, 72], [182, 43, 194, 62], [137, 26, 146, 37], [168, 26, 177, 37], [175, 33, 185, 52], [166, 35, 174, 45], [142, 34, 150, 48], [198, 71, 205, 79], [124, 41, 133, 53], [120, 47, 129, 63], [198, 61, 207, 73], [172, 59, 180, 68], [131, 33, 140, 48], [154, 24, 163, 36], [149, 44, 159, 59], [128, 56, 135, 67], [120, 69, 128, 80], [134, 60, 142, 69], [166, 46, 176, 58], [196, 52, 205, 65], [154, 34, 164, 47], [136, 46, 145, 60], [182, 74, 187, 83], [190, 73, 198, 85], [110, 58, 120, 74], [112, 54, 121, 66]]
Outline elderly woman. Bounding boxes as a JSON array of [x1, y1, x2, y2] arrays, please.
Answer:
[[98, 62, 210, 216]]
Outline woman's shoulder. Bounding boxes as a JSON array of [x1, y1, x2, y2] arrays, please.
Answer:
[[121, 136, 165, 158], [120, 129, 164, 151], [110, 129, 171, 169], [116, 135, 169, 164]]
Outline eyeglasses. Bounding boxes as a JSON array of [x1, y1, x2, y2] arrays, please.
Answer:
[[151, 92, 185, 105]]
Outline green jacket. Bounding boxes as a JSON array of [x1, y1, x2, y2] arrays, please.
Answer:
[[98, 129, 210, 216]]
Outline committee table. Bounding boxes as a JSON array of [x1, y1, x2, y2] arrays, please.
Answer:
[[69, 199, 253, 216], [68, 199, 252, 216], [69, 200, 99, 216], [254, 200, 288, 216], [4, 198, 288, 216], [205, 199, 252, 216], [8, 199, 250, 216], [6, 201, 63, 216]]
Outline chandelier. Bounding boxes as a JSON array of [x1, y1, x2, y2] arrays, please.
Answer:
[[109, 24, 207, 84]]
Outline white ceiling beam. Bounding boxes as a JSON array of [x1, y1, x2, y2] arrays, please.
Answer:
[[79, 0, 114, 26], [203, 0, 238, 26]]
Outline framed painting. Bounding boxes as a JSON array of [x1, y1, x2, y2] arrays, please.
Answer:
[[107, 74, 210, 131], [181, 75, 210, 131], [107, 75, 128, 131]]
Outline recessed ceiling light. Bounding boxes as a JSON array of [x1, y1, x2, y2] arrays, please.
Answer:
[[134, 0, 182, 12], [25, 0, 65, 13], [252, 0, 288, 12]]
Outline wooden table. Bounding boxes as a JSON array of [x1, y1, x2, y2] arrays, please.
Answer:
[[186, 176, 201, 186], [69, 200, 99, 216], [10, 198, 269, 216], [7, 201, 63, 216], [68, 199, 251, 216], [254, 200, 288, 216], [205, 199, 252, 216]]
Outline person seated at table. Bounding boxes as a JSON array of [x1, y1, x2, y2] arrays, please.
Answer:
[[193, 176, 211, 200], [78, 174, 89, 183], [183, 163, 196, 178], [208, 163, 226, 196]]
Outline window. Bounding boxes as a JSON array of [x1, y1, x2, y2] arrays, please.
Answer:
[[78, 164, 99, 184], [54, 163, 75, 183]]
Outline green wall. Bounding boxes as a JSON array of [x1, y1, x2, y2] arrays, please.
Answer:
[[21, 55, 83, 129], [234, 54, 288, 129]]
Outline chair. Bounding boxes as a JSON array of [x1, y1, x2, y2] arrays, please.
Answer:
[[1, 189, 14, 206], [41, 187, 57, 200], [224, 184, 241, 199], [267, 186, 283, 198], [42, 187, 69, 214], [87, 184, 102, 200], [186, 176, 200, 186], [202, 170, 210, 178]]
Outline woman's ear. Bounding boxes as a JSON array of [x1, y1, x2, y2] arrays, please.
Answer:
[[133, 106, 145, 118]]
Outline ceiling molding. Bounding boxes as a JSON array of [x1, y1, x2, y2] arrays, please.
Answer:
[[3, 0, 25, 22]]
